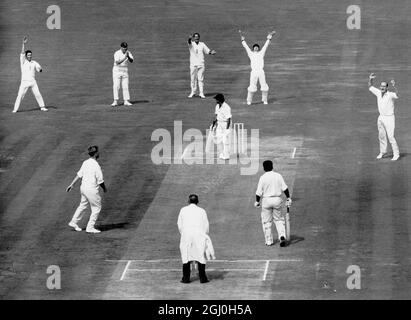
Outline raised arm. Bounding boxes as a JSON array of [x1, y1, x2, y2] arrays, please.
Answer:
[[368, 73, 376, 88], [260, 31, 275, 56], [21, 36, 27, 54], [241, 36, 252, 55], [390, 79, 399, 98]]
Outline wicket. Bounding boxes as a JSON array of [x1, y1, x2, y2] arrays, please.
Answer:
[[233, 122, 245, 157]]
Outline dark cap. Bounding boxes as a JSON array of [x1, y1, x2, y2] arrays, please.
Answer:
[[188, 194, 199, 204], [120, 42, 128, 48], [214, 93, 225, 103], [88, 145, 99, 157]]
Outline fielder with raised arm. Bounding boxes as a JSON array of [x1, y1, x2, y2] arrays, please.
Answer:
[[13, 36, 48, 113], [112, 42, 134, 107], [368, 73, 400, 161], [187, 33, 216, 99], [255, 160, 291, 247], [240, 30, 275, 105]]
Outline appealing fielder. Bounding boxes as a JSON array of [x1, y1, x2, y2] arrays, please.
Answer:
[[66, 146, 107, 233], [178, 194, 215, 284], [187, 33, 216, 99], [368, 73, 400, 161], [13, 36, 48, 113], [210, 93, 232, 160], [255, 160, 292, 247], [112, 42, 134, 107], [240, 30, 275, 105]]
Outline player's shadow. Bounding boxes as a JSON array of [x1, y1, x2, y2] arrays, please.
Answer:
[[129, 100, 150, 104], [97, 222, 129, 231], [286, 235, 305, 247], [18, 105, 57, 112], [193, 270, 228, 282], [204, 92, 220, 98], [267, 95, 296, 104]]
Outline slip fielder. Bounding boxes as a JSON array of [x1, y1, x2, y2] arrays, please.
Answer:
[[240, 30, 275, 105], [368, 73, 400, 161], [13, 36, 48, 113], [187, 33, 216, 99], [255, 160, 292, 247], [112, 42, 134, 107]]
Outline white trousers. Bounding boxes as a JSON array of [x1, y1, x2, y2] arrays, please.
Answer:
[[13, 81, 45, 112], [215, 123, 230, 158], [190, 65, 205, 94], [113, 67, 130, 101], [261, 197, 286, 245], [248, 69, 269, 93], [377, 115, 399, 156], [71, 186, 102, 229]]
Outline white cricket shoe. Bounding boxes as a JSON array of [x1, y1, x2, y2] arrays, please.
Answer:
[[376, 153, 386, 159], [188, 92, 195, 98], [391, 154, 400, 161], [246, 101, 251, 106], [263, 101, 268, 105], [199, 94, 206, 99], [86, 227, 101, 234], [40, 107, 48, 112], [219, 153, 229, 160], [111, 101, 119, 107], [68, 222, 82, 232], [12, 110, 17, 113], [124, 101, 132, 106]]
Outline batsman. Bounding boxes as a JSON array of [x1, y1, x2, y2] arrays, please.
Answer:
[[254, 160, 292, 247]]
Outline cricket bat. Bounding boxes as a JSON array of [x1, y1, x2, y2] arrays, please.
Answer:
[[285, 206, 290, 241]]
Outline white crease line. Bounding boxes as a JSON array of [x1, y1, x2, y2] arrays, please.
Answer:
[[120, 260, 131, 281], [106, 259, 303, 263], [126, 268, 264, 272], [291, 147, 297, 159], [262, 260, 270, 281]]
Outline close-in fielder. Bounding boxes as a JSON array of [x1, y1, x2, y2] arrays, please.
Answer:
[[211, 93, 232, 160], [187, 33, 216, 98], [112, 42, 134, 107], [66, 146, 107, 234], [13, 36, 48, 113], [240, 31, 275, 105], [255, 160, 292, 247], [178, 194, 215, 284], [368, 73, 400, 161]]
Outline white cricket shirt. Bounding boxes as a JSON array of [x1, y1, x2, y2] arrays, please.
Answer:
[[20, 54, 42, 82], [188, 41, 211, 67], [369, 86, 398, 116], [215, 102, 232, 123], [256, 171, 288, 198], [242, 39, 270, 71], [77, 158, 104, 190], [113, 49, 134, 69]]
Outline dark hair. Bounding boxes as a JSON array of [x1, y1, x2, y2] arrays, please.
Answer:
[[88, 145, 99, 157], [263, 160, 273, 172], [252, 44, 260, 50], [120, 42, 128, 48], [25, 50, 32, 56], [214, 93, 225, 103], [193, 33, 200, 38], [188, 194, 199, 204]]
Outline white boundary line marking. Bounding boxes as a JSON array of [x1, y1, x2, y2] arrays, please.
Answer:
[[291, 147, 297, 159], [120, 260, 131, 281], [262, 260, 270, 281]]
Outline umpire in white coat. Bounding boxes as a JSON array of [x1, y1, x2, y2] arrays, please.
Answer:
[[177, 194, 215, 283]]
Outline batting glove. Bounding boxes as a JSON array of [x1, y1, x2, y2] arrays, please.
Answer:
[[254, 201, 261, 208], [286, 198, 292, 207]]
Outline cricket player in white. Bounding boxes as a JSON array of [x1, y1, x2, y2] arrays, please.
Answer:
[[112, 42, 134, 107], [187, 33, 216, 99], [13, 36, 48, 113], [178, 194, 214, 283], [66, 146, 107, 233], [255, 160, 292, 247], [368, 73, 400, 161], [211, 94, 232, 160], [241, 31, 275, 105]]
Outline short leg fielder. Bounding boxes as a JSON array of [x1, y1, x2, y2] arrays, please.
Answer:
[[377, 115, 399, 156], [71, 186, 102, 230]]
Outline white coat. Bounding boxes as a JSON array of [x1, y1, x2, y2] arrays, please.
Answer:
[[177, 204, 212, 264]]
